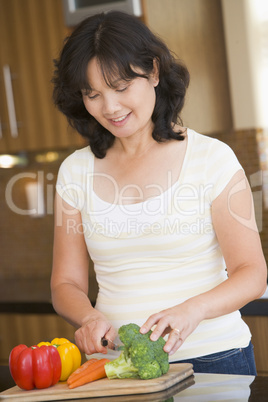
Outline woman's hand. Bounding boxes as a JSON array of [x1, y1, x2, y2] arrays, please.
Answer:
[[74, 311, 117, 355], [140, 298, 204, 355]]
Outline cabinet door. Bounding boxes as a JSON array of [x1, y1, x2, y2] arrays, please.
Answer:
[[0, 313, 76, 365], [0, 0, 22, 152], [0, 0, 84, 153], [243, 315, 268, 376]]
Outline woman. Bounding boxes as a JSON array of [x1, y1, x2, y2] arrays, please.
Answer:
[[51, 11, 267, 375]]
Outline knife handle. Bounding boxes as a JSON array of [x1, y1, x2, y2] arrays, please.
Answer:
[[101, 338, 108, 347]]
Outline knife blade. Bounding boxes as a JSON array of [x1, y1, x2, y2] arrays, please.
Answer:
[[101, 337, 123, 351]]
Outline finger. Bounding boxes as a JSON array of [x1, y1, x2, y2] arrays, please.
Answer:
[[81, 334, 94, 355], [75, 329, 97, 355], [149, 315, 173, 341], [140, 312, 162, 334], [105, 327, 117, 341], [150, 324, 167, 341], [168, 338, 183, 355], [98, 326, 117, 353], [139, 322, 152, 334], [98, 341, 108, 354], [163, 328, 183, 354], [74, 331, 84, 352], [88, 333, 107, 354]]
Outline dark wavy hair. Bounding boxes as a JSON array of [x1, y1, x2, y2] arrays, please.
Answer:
[[52, 11, 190, 158]]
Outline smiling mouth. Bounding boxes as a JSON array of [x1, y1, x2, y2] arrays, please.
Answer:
[[111, 113, 130, 122]]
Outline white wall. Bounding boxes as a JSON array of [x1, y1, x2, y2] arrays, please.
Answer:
[[222, 0, 268, 130]]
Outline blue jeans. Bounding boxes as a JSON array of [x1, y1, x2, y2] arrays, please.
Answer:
[[171, 342, 257, 375]]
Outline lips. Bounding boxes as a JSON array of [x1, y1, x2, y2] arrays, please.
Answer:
[[111, 114, 129, 122], [109, 112, 131, 126]]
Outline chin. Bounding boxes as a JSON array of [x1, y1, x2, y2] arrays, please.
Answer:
[[110, 129, 136, 138]]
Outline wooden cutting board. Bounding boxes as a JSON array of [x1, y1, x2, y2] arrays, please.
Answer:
[[0, 363, 193, 401]]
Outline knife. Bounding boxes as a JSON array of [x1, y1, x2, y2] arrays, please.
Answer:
[[101, 337, 123, 351]]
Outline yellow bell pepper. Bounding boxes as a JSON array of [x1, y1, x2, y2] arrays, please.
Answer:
[[37, 342, 51, 347], [37, 338, 81, 381]]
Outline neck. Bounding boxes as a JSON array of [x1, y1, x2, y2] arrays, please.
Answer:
[[113, 125, 156, 159]]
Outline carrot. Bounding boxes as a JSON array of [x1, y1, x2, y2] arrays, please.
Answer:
[[67, 358, 98, 385], [68, 358, 110, 389]]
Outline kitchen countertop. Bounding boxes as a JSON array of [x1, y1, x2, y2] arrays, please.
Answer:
[[0, 365, 267, 401], [240, 286, 268, 316]]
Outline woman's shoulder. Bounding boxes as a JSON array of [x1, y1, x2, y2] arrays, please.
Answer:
[[64, 145, 93, 162], [186, 128, 243, 202], [59, 146, 93, 171], [187, 128, 237, 156]]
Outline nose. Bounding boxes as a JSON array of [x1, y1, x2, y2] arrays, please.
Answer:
[[102, 93, 121, 115]]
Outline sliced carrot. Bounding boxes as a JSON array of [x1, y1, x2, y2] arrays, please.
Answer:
[[67, 358, 98, 385], [68, 358, 110, 389]]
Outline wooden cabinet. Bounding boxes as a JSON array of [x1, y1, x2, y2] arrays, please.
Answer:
[[0, 0, 84, 153], [0, 313, 76, 365], [243, 315, 268, 376]]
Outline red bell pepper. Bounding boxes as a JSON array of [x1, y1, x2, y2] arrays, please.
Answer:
[[9, 344, 61, 390]]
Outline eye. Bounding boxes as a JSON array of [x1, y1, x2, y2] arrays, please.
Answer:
[[116, 86, 128, 93], [81, 89, 99, 100], [87, 93, 99, 100], [114, 79, 132, 93]]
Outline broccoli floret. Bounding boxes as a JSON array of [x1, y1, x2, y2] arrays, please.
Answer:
[[138, 361, 162, 380], [104, 349, 139, 379], [118, 323, 141, 348], [129, 338, 155, 367], [105, 323, 169, 380], [151, 336, 170, 375]]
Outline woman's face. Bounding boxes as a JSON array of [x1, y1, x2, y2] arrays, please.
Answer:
[[82, 57, 159, 140]]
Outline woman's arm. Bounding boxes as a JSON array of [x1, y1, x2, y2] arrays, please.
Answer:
[[199, 169, 267, 315], [140, 170, 267, 354], [51, 192, 116, 354]]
